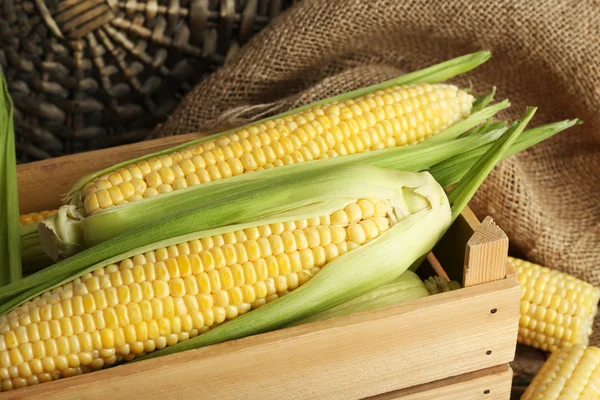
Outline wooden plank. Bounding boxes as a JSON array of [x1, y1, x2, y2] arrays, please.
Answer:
[[0, 277, 520, 400], [369, 364, 513, 400], [463, 217, 509, 287], [16, 133, 202, 213], [432, 212, 478, 282]]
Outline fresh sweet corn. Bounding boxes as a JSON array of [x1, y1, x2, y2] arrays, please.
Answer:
[[0, 197, 394, 391], [19, 210, 58, 226], [511, 257, 600, 352], [521, 344, 600, 400], [80, 83, 473, 215]]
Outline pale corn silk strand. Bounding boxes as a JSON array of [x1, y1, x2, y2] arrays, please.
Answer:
[[80, 83, 473, 216], [0, 198, 395, 391]]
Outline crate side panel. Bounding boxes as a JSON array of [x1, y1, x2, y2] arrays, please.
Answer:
[[0, 279, 520, 400]]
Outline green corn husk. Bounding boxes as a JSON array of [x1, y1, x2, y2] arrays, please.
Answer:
[[0, 68, 21, 286], [20, 223, 53, 275], [290, 270, 430, 326], [429, 119, 580, 188], [424, 276, 462, 294]]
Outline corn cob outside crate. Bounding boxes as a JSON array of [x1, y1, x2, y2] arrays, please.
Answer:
[[511, 257, 600, 352], [521, 344, 600, 400], [0, 167, 453, 391]]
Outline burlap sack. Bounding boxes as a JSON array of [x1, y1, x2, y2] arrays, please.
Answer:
[[153, 1, 600, 341]]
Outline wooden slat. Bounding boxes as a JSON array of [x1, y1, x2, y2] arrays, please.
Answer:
[[432, 211, 479, 282], [370, 364, 513, 400], [0, 276, 520, 400], [17, 133, 202, 213], [463, 217, 509, 287]]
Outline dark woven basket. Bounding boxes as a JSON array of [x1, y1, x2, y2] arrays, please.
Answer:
[[0, 0, 295, 162]]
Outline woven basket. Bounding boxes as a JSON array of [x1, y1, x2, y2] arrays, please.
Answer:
[[0, 0, 294, 162]]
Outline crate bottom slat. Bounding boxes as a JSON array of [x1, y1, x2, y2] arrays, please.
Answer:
[[369, 364, 513, 399]]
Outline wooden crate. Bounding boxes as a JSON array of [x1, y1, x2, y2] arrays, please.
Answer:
[[7, 136, 521, 399]]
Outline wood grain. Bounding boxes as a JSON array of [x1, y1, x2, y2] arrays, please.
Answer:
[[0, 276, 520, 400], [432, 211, 479, 282], [17, 133, 202, 213], [463, 217, 509, 287], [369, 364, 513, 400]]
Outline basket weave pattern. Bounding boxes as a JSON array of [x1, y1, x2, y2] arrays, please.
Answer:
[[0, 0, 294, 161]]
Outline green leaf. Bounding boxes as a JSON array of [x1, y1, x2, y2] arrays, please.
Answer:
[[447, 107, 537, 220], [0, 68, 22, 286]]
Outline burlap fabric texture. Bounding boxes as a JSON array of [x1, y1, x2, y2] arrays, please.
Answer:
[[152, 0, 600, 342]]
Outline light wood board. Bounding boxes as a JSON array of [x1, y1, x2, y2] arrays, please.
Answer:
[[371, 364, 513, 399], [0, 276, 520, 400]]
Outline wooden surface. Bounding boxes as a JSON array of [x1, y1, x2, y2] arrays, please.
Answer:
[[0, 275, 520, 400], [463, 217, 509, 287], [370, 365, 513, 400], [17, 132, 202, 213], [432, 207, 480, 283]]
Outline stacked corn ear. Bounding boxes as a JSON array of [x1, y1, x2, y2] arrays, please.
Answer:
[[291, 270, 430, 326], [521, 344, 600, 399], [0, 168, 452, 391], [511, 257, 600, 352], [20, 211, 58, 275]]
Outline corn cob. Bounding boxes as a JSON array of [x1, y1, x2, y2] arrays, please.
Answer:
[[0, 196, 404, 390], [511, 257, 600, 352], [20, 210, 58, 226], [521, 344, 600, 400], [79, 83, 473, 216]]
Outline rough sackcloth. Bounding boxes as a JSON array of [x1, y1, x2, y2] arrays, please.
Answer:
[[152, 0, 600, 342]]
